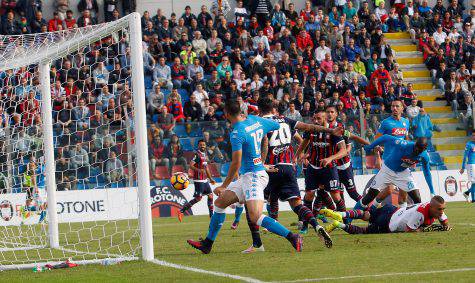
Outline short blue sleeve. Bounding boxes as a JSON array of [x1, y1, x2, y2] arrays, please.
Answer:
[[254, 115, 279, 133], [230, 129, 245, 152], [377, 120, 388, 135]]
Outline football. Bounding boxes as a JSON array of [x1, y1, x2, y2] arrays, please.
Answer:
[[170, 172, 190, 191]]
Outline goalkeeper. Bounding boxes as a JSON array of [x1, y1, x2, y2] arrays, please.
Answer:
[[322, 195, 450, 234]]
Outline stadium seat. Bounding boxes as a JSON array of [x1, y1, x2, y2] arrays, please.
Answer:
[[162, 138, 170, 146], [188, 126, 202, 137], [220, 162, 230, 177], [161, 179, 172, 188], [428, 152, 443, 166], [155, 166, 170, 180], [365, 155, 377, 169], [181, 138, 193, 151], [174, 124, 188, 138], [208, 163, 221, 178], [352, 156, 363, 170], [144, 75, 153, 88], [177, 88, 189, 102], [152, 114, 159, 123], [172, 165, 185, 174]]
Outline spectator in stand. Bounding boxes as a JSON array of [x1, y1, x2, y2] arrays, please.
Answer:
[[411, 108, 436, 149], [70, 143, 90, 178], [104, 0, 119, 22], [73, 98, 90, 130], [105, 151, 124, 183], [406, 98, 421, 120], [56, 156, 76, 191], [184, 94, 203, 121], [77, 9, 97, 27], [48, 11, 63, 31], [147, 84, 164, 116], [284, 101, 302, 121], [165, 134, 188, 174], [149, 136, 169, 173], [170, 57, 189, 90], [153, 57, 173, 91], [167, 95, 185, 122], [63, 10, 77, 29]]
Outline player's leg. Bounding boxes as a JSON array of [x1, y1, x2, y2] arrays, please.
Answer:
[[231, 203, 244, 229], [326, 168, 345, 212], [242, 203, 265, 253], [355, 170, 392, 211], [207, 194, 214, 217], [187, 181, 241, 254], [396, 171, 421, 204], [339, 166, 362, 202], [180, 184, 204, 212], [316, 188, 335, 211], [244, 171, 303, 252], [407, 189, 421, 204], [398, 189, 408, 208]]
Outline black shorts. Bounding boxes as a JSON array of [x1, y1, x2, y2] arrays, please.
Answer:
[[305, 165, 340, 192], [338, 164, 355, 191], [266, 164, 300, 201], [193, 182, 212, 197], [25, 187, 34, 200], [367, 204, 398, 233]]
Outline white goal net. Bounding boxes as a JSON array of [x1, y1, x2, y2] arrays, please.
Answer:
[[0, 13, 153, 270]]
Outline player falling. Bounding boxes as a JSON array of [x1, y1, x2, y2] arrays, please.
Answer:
[[240, 98, 338, 253], [355, 135, 435, 213], [187, 100, 303, 254], [322, 195, 450, 234], [461, 132, 475, 203], [20, 160, 46, 224], [178, 140, 216, 221], [296, 109, 347, 234]]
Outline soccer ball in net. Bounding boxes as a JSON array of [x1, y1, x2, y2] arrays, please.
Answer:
[[170, 173, 190, 191]]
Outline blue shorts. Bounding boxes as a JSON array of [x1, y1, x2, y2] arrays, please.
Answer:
[[266, 164, 300, 201], [193, 182, 212, 197], [305, 165, 339, 192], [367, 204, 398, 233]]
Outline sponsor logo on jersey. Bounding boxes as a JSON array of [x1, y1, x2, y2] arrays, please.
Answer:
[[401, 157, 418, 168], [312, 141, 330, 147], [272, 145, 290, 155], [253, 157, 262, 165], [391, 128, 407, 136], [444, 176, 457, 197], [245, 122, 262, 132]]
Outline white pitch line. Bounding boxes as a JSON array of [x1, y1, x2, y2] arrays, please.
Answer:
[[274, 267, 475, 282], [151, 258, 265, 283]]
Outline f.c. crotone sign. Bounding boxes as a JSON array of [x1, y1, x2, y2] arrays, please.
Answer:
[[150, 186, 192, 218]]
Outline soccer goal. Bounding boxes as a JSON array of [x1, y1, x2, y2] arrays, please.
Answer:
[[0, 13, 154, 270]]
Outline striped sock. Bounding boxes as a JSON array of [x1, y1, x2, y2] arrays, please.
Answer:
[[342, 224, 368, 234], [245, 204, 262, 248], [312, 194, 323, 214], [293, 204, 319, 229], [344, 209, 365, 219], [268, 198, 279, 220], [335, 198, 346, 212], [346, 186, 362, 201], [319, 190, 335, 210]]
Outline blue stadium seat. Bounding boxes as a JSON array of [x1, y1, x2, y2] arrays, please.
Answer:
[[220, 163, 230, 177], [428, 152, 443, 166], [162, 138, 170, 146], [177, 88, 189, 102], [181, 138, 193, 151], [352, 156, 363, 170], [152, 114, 159, 123], [174, 124, 188, 138], [188, 126, 202, 137], [161, 179, 172, 188], [144, 75, 153, 88]]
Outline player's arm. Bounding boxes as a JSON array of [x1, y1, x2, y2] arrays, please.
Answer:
[[293, 131, 303, 145], [189, 160, 203, 173], [205, 166, 216, 185], [295, 138, 310, 163], [344, 130, 370, 145], [321, 140, 347, 167], [421, 153, 435, 196], [261, 135, 269, 165], [461, 143, 469, 174], [295, 121, 343, 136], [364, 134, 394, 153]]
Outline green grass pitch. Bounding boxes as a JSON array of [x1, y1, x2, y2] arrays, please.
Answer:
[[2, 201, 475, 282]]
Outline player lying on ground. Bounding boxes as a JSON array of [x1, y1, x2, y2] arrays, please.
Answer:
[[353, 135, 434, 212], [20, 160, 47, 224], [187, 100, 304, 254], [461, 132, 475, 203], [321, 195, 450, 234], [178, 140, 216, 221], [240, 98, 339, 253]]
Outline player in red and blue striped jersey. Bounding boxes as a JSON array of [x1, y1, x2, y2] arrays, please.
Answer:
[[179, 140, 216, 221], [296, 110, 348, 233]]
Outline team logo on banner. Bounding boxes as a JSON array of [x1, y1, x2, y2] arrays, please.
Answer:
[[0, 200, 14, 221], [150, 186, 192, 218], [444, 176, 457, 196]]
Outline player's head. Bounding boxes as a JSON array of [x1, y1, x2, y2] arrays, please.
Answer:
[[314, 111, 326, 126], [413, 137, 429, 155], [197, 139, 207, 152], [429, 195, 446, 218], [224, 99, 242, 123], [258, 97, 274, 116], [325, 106, 338, 122], [391, 99, 404, 118]]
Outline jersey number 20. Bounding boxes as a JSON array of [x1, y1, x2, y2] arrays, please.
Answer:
[[269, 123, 292, 147]]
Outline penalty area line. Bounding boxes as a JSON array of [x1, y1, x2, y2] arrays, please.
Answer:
[[151, 258, 265, 283], [274, 267, 475, 282]]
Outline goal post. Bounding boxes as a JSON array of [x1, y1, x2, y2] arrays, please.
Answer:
[[0, 12, 154, 270]]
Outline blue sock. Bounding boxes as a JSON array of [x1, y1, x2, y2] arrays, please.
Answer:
[[259, 216, 290, 238], [233, 205, 244, 223], [471, 184, 475, 202], [206, 212, 226, 241]]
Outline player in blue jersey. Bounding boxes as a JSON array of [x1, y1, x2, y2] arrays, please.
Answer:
[[187, 100, 304, 254], [357, 135, 434, 211], [460, 133, 475, 203], [355, 100, 412, 212]]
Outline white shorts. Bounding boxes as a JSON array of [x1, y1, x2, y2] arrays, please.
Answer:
[[467, 164, 475, 183], [370, 163, 417, 192], [228, 171, 269, 203]]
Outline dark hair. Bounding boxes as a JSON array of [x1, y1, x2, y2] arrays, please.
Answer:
[[258, 97, 274, 115], [432, 195, 445, 204], [325, 105, 338, 113], [224, 99, 241, 117], [391, 99, 404, 105], [197, 139, 206, 145]]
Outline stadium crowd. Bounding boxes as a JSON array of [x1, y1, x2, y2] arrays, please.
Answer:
[[0, 0, 473, 192]]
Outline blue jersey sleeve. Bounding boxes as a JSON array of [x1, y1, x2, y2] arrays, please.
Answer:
[[462, 142, 471, 169], [364, 134, 395, 153], [255, 115, 280, 133], [420, 151, 435, 195], [377, 120, 389, 135], [230, 129, 245, 152]]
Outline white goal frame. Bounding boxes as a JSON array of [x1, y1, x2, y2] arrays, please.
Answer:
[[0, 12, 154, 270]]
